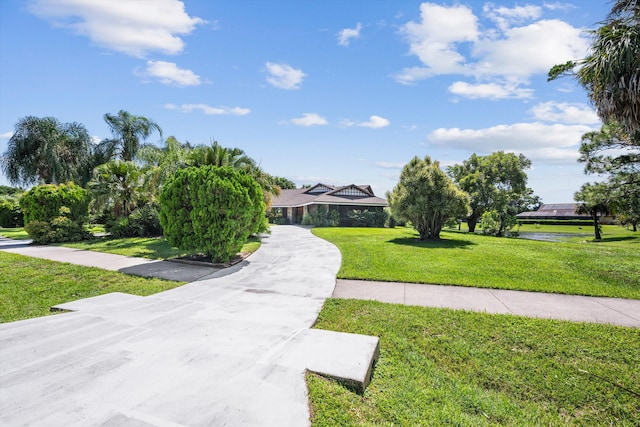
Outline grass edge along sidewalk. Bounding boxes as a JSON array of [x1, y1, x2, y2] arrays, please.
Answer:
[[308, 299, 640, 427], [0, 251, 185, 323], [312, 226, 640, 300]]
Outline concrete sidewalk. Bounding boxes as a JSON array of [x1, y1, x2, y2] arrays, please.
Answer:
[[0, 237, 224, 282], [334, 279, 640, 328], [0, 227, 379, 427]]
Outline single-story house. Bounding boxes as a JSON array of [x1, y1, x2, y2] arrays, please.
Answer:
[[270, 183, 388, 225], [516, 203, 615, 223]]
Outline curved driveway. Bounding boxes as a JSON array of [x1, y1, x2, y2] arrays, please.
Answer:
[[1, 226, 342, 426]]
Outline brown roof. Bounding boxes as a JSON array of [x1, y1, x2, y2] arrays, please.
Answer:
[[272, 183, 387, 208], [516, 203, 589, 219]]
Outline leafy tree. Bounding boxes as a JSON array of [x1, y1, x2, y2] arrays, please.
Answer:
[[137, 136, 193, 199], [159, 166, 266, 262], [103, 110, 162, 161], [548, 0, 640, 138], [447, 151, 534, 233], [268, 176, 296, 190], [614, 189, 640, 231], [88, 160, 145, 219], [2, 116, 91, 186], [575, 182, 612, 240], [388, 156, 470, 240]]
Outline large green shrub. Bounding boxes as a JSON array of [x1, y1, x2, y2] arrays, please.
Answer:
[[0, 196, 24, 227], [19, 183, 90, 224], [159, 166, 266, 262], [19, 183, 91, 243]]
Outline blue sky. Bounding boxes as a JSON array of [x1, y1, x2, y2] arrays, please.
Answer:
[[0, 0, 609, 203]]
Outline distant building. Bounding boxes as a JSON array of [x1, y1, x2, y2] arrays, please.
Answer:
[[516, 203, 589, 221], [271, 183, 387, 225], [516, 203, 615, 223]]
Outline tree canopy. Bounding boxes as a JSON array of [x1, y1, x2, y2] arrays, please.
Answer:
[[2, 116, 92, 186], [548, 0, 640, 138], [575, 182, 612, 240], [447, 151, 535, 233], [103, 110, 162, 162], [388, 156, 470, 240]]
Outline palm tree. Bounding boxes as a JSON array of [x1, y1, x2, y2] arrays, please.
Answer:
[[549, 0, 640, 137], [189, 140, 255, 169], [1, 116, 91, 186], [103, 110, 163, 161], [89, 160, 144, 218]]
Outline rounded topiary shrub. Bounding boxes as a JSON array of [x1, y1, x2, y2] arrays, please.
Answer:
[[19, 182, 90, 224], [19, 183, 91, 244], [159, 166, 266, 262]]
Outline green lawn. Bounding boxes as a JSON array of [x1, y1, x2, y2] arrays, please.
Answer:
[[312, 226, 640, 299], [309, 299, 640, 426], [59, 235, 261, 260], [0, 227, 30, 240], [0, 251, 185, 323]]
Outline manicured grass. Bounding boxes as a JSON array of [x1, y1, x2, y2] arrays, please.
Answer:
[[0, 251, 185, 323], [59, 235, 262, 260], [309, 299, 640, 426], [312, 226, 640, 299], [0, 227, 30, 240]]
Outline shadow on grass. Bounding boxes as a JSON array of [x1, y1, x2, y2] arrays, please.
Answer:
[[388, 237, 475, 249], [594, 236, 639, 244]]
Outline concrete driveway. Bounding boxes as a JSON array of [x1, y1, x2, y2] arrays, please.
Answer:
[[0, 226, 378, 426]]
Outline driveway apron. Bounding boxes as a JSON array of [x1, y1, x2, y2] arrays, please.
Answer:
[[0, 226, 342, 426]]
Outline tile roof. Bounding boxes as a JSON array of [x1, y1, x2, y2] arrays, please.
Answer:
[[272, 183, 387, 208], [516, 203, 590, 219]]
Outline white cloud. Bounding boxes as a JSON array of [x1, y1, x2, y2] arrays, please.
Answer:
[[543, 2, 577, 12], [139, 60, 201, 86], [290, 113, 328, 127], [530, 101, 600, 125], [449, 81, 533, 100], [483, 3, 541, 31], [91, 135, 102, 144], [428, 122, 596, 163], [165, 103, 250, 116], [265, 62, 306, 90], [28, 0, 204, 57], [376, 161, 405, 169], [358, 115, 390, 129], [338, 22, 362, 46], [395, 3, 590, 98], [0, 131, 14, 139]]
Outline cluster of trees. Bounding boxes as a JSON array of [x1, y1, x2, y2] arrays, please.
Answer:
[[1, 110, 292, 260], [387, 151, 537, 240], [550, 0, 639, 238]]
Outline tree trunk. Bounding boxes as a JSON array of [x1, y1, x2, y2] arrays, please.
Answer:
[[592, 211, 602, 240], [467, 213, 480, 233]]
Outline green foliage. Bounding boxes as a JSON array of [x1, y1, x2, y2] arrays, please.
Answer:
[[268, 175, 296, 190], [0, 196, 24, 227], [480, 210, 518, 237], [103, 110, 162, 162], [107, 205, 163, 238], [89, 160, 145, 218], [267, 208, 290, 224], [388, 156, 470, 240], [2, 116, 92, 186], [347, 209, 386, 227], [19, 183, 89, 224], [159, 166, 266, 262], [302, 205, 340, 227], [447, 151, 535, 233], [575, 182, 612, 240], [24, 216, 91, 244], [0, 185, 23, 196]]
